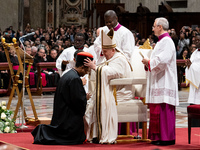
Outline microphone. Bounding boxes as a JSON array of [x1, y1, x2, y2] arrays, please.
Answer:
[[19, 32, 35, 39]]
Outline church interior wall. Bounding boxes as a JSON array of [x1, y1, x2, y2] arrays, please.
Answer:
[[0, 0, 19, 32], [1, 0, 200, 32], [121, 0, 200, 13], [29, 0, 46, 30]]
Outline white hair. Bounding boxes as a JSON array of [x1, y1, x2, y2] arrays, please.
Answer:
[[31, 46, 37, 52], [155, 17, 169, 31]]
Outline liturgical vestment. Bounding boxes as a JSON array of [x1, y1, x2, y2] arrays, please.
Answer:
[[94, 23, 135, 65], [84, 52, 132, 143], [186, 48, 200, 104], [32, 69, 87, 145], [146, 33, 179, 106], [56, 46, 89, 75], [146, 33, 179, 141]]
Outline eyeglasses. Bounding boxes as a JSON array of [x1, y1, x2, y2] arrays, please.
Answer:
[[39, 51, 45, 54], [152, 25, 159, 29]]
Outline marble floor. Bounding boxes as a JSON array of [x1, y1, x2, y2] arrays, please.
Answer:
[[0, 88, 190, 128]]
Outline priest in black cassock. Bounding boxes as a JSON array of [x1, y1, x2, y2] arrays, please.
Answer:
[[31, 52, 93, 145]]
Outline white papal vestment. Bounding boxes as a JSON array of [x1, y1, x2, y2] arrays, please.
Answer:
[[84, 52, 133, 143]]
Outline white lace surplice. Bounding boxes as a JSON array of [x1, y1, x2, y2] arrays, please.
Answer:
[[146, 36, 179, 106]]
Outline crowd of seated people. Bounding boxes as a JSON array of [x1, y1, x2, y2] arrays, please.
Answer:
[[133, 25, 200, 84], [0, 24, 98, 94], [0, 23, 199, 93]]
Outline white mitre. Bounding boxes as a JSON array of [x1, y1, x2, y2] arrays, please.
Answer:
[[101, 28, 116, 49]]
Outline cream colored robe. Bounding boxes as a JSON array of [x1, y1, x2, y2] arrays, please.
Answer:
[[186, 49, 200, 104], [84, 52, 132, 143], [146, 36, 179, 106]]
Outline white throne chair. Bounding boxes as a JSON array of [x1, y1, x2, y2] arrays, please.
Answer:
[[110, 40, 152, 143]]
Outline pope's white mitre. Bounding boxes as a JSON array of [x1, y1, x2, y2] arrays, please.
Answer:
[[101, 28, 116, 49]]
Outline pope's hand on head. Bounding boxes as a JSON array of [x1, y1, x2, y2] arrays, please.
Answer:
[[84, 57, 96, 70]]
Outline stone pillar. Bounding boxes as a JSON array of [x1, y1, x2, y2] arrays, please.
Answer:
[[46, 0, 54, 29], [29, 0, 46, 30], [18, 0, 24, 31], [0, 0, 19, 31], [56, 0, 59, 28]]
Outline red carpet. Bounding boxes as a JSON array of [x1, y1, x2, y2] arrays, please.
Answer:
[[0, 128, 199, 150]]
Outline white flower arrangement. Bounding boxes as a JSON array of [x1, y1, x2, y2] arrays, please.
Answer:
[[0, 101, 17, 133]]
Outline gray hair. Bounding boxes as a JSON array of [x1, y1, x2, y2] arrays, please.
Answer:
[[31, 46, 37, 52], [155, 17, 169, 31]]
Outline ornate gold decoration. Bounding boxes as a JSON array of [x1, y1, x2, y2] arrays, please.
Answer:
[[139, 39, 152, 49]]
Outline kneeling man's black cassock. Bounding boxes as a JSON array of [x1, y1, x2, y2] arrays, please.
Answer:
[[31, 68, 87, 145]]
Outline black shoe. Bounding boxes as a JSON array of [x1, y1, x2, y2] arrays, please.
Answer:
[[160, 140, 175, 146], [151, 140, 161, 145], [151, 140, 175, 146], [92, 138, 99, 144]]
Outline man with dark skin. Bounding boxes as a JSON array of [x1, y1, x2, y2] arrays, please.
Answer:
[[104, 10, 118, 30], [185, 34, 200, 68], [56, 32, 89, 75], [94, 10, 135, 65], [185, 34, 200, 127]]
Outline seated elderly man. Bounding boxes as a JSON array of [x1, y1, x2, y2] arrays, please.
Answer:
[[84, 29, 133, 144]]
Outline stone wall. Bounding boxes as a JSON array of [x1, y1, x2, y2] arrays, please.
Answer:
[[29, 0, 46, 29], [121, 0, 200, 13], [0, 0, 19, 31]]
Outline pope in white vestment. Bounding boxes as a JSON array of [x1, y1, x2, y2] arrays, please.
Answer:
[[84, 29, 132, 144], [186, 48, 200, 104]]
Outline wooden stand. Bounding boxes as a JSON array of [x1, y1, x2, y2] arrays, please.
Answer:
[[0, 62, 11, 95], [2, 38, 40, 125]]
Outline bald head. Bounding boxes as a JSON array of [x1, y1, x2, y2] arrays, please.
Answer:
[[104, 10, 117, 18], [104, 10, 118, 29]]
